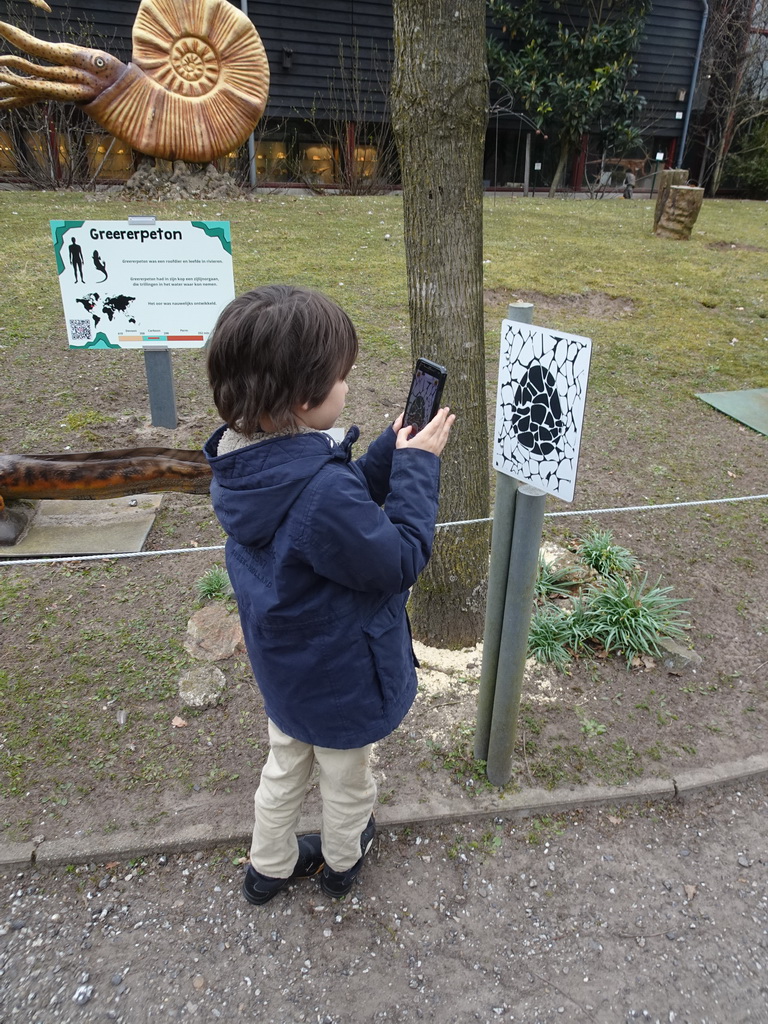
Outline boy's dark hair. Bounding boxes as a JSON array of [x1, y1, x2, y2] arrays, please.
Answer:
[[207, 285, 359, 434]]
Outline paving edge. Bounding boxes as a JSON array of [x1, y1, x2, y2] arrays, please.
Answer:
[[2, 754, 767, 872]]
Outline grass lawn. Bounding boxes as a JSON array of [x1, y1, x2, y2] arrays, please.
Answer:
[[0, 189, 766, 840]]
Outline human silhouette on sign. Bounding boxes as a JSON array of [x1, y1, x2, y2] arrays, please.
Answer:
[[92, 250, 108, 281], [68, 237, 85, 283]]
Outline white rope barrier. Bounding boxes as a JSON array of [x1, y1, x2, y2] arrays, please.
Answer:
[[1, 491, 766, 568], [436, 491, 768, 528]]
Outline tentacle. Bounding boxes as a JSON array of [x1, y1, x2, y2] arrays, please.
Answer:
[[0, 69, 97, 103], [0, 22, 127, 104], [0, 21, 124, 78], [0, 86, 36, 107], [0, 20, 85, 66], [0, 79, 37, 104], [0, 54, 95, 83]]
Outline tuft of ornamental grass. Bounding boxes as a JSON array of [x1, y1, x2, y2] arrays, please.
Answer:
[[583, 573, 689, 667], [535, 555, 581, 602], [561, 595, 594, 654], [195, 565, 232, 602], [577, 528, 638, 578], [528, 607, 573, 670]]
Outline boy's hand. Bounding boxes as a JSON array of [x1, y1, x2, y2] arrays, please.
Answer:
[[396, 407, 455, 456]]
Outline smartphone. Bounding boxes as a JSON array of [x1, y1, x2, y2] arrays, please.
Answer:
[[403, 358, 448, 434]]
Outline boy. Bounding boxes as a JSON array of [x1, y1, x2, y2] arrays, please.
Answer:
[[204, 285, 454, 904]]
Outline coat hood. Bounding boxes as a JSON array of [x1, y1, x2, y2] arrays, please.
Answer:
[[203, 424, 359, 548]]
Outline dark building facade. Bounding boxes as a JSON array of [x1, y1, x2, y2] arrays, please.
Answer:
[[0, 0, 708, 190]]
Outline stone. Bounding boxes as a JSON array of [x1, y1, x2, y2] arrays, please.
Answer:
[[659, 638, 702, 672], [178, 665, 227, 709], [121, 160, 243, 201], [72, 985, 94, 1005], [184, 603, 244, 662]]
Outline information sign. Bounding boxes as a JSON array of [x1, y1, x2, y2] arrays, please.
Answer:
[[50, 220, 235, 349]]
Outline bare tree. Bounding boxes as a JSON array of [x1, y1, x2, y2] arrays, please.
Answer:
[[696, 0, 768, 195], [293, 38, 400, 195], [390, 0, 490, 647]]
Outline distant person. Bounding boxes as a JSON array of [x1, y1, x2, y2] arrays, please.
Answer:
[[204, 285, 454, 905], [68, 237, 85, 283], [623, 170, 636, 199], [92, 250, 108, 281]]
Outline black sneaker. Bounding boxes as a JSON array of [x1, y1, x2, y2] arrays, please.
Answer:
[[320, 816, 376, 899], [242, 833, 325, 906]]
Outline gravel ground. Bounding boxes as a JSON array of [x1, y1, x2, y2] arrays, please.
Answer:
[[2, 778, 767, 1024]]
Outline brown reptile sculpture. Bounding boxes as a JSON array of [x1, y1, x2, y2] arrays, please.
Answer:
[[0, 448, 212, 546], [0, 0, 270, 163]]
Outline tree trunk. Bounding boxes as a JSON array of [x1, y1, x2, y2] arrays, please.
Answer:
[[548, 138, 571, 197], [654, 185, 705, 240], [652, 169, 689, 231], [391, 0, 490, 648]]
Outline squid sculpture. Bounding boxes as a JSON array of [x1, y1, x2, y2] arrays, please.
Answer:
[[0, 0, 270, 163]]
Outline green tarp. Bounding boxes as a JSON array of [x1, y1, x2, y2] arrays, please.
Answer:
[[696, 388, 768, 437]]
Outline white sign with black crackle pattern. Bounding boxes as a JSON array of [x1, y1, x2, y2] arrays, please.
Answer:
[[493, 318, 592, 503]]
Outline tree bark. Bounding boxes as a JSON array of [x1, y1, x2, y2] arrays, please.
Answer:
[[548, 138, 571, 197], [391, 0, 490, 648], [653, 169, 689, 231], [654, 185, 705, 240]]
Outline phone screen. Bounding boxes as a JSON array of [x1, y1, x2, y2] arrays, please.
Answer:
[[404, 363, 446, 434]]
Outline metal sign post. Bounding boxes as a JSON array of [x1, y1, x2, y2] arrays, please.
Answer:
[[130, 216, 178, 428], [143, 345, 178, 428], [475, 302, 592, 786]]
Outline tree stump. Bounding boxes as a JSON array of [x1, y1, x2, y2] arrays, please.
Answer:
[[654, 185, 704, 240], [653, 169, 688, 231]]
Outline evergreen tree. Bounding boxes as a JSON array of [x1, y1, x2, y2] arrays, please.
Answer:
[[487, 0, 649, 195]]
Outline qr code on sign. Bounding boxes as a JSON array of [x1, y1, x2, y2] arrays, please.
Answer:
[[69, 319, 92, 341]]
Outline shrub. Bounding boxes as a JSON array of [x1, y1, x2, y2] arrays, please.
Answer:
[[528, 607, 572, 670], [577, 527, 638, 577], [583, 573, 689, 666], [535, 555, 581, 602]]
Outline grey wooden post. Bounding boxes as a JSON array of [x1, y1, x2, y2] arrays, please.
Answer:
[[485, 483, 546, 786], [475, 301, 534, 762], [143, 346, 178, 428]]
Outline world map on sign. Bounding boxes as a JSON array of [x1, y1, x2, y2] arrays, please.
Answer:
[[75, 292, 137, 330]]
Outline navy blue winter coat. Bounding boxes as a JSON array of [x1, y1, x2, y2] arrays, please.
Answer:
[[203, 424, 441, 748]]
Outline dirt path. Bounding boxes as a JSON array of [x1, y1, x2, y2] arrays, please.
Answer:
[[2, 776, 766, 1024]]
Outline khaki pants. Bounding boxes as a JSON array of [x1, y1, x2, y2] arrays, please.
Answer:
[[250, 719, 377, 878]]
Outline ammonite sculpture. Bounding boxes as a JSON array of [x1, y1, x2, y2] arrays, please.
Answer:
[[0, 0, 270, 163]]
